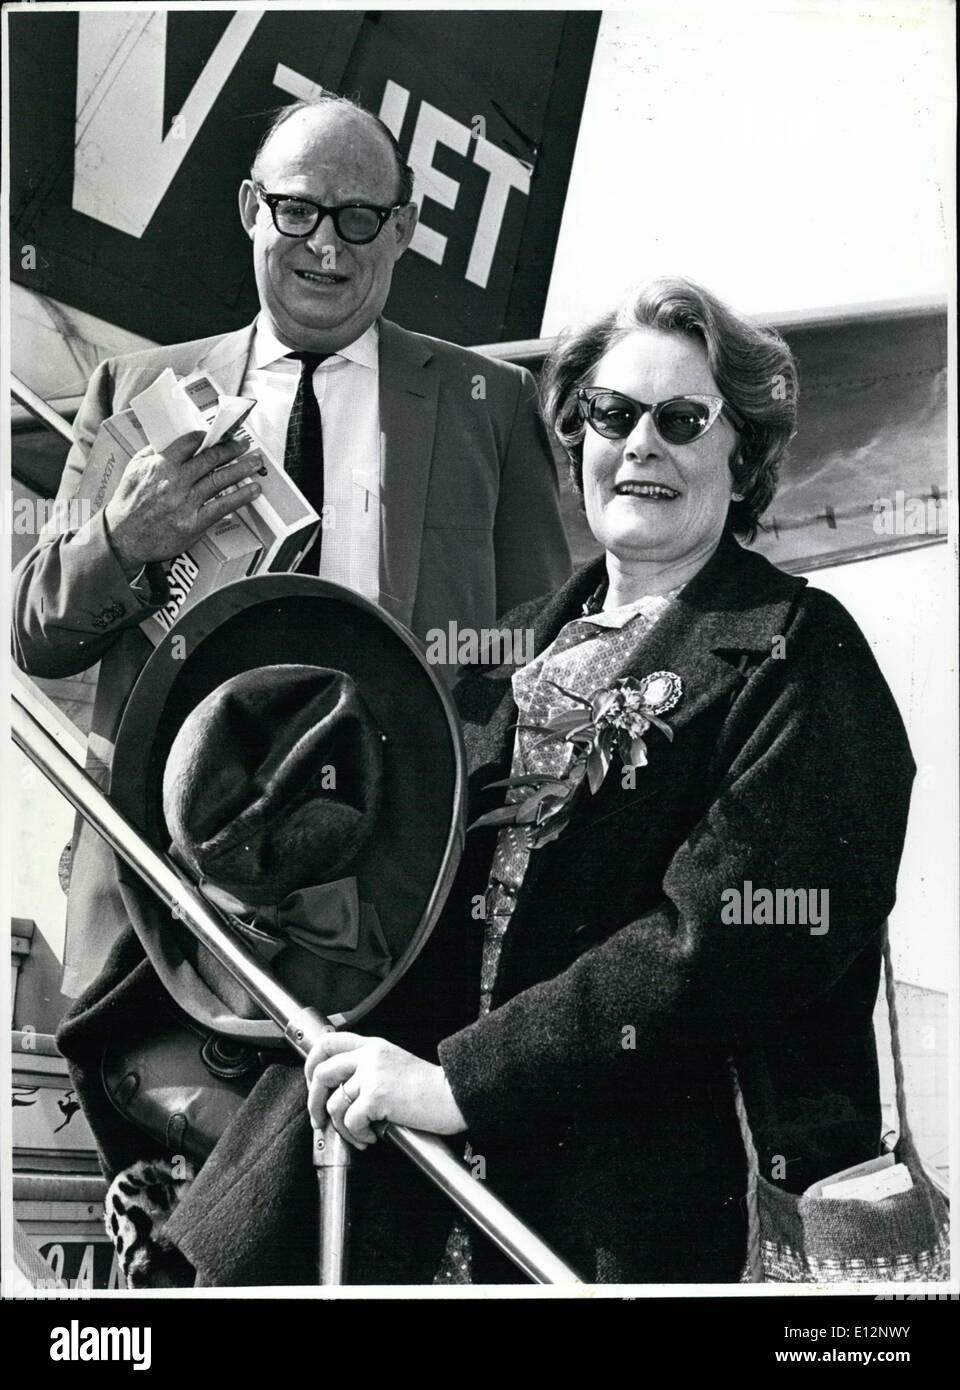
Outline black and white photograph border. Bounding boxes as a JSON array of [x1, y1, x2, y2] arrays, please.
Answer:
[[1, 0, 956, 1311]]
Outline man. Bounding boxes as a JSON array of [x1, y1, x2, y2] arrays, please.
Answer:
[[12, 95, 571, 994]]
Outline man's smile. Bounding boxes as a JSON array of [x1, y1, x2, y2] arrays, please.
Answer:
[[292, 267, 350, 287]]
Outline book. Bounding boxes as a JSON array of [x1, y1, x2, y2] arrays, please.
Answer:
[[69, 367, 327, 645], [72, 408, 148, 515], [139, 516, 263, 644], [181, 371, 321, 573]]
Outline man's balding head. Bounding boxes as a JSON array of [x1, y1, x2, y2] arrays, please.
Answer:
[[239, 98, 418, 352], [252, 97, 413, 204]]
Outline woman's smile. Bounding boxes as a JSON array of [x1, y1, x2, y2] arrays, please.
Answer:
[[611, 478, 682, 501]]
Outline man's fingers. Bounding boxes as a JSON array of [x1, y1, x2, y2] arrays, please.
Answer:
[[195, 481, 260, 528], [193, 457, 263, 506], [158, 430, 207, 467], [304, 1032, 365, 1085], [181, 435, 249, 480]]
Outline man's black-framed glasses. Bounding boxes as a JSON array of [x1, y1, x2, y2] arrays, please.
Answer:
[[576, 388, 746, 445], [254, 182, 403, 244]]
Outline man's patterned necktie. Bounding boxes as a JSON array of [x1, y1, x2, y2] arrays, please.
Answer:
[[283, 351, 328, 575]]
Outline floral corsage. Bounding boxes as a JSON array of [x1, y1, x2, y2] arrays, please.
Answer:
[[470, 671, 683, 848]]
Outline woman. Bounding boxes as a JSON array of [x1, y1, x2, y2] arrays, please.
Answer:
[[304, 277, 916, 1284]]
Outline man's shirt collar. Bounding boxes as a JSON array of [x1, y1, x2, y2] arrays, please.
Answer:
[[252, 315, 379, 370]]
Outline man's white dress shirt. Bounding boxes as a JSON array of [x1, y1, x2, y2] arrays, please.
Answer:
[[240, 315, 382, 601]]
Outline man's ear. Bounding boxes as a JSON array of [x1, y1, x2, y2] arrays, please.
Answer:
[[392, 202, 419, 260], [238, 179, 259, 241]]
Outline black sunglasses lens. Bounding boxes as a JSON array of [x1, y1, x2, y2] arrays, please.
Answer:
[[656, 399, 711, 443], [587, 393, 637, 439], [335, 207, 381, 242]]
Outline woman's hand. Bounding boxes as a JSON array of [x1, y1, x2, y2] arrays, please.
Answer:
[[304, 1032, 468, 1150]]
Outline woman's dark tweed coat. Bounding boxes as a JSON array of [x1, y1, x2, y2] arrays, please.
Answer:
[[58, 529, 916, 1285]]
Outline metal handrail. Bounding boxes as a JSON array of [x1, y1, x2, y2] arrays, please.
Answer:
[[11, 373, 75, 443], [11, 678, 580, 1285], [8, 379, 579, 1282]]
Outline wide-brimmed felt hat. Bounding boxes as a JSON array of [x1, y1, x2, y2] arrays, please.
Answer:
[[163, 663, 386, 904], [109, 575, 466, 1045]]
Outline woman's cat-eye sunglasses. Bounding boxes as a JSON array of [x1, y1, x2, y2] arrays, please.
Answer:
[[576, 387, 745, 445]]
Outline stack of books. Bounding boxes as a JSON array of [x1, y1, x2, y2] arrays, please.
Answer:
[[71, 368, 320, 645]]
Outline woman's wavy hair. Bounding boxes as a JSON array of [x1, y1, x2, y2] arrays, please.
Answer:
[[540, 277, 799, 541]]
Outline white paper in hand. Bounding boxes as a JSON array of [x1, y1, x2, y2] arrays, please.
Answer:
[[130, 368, 207, 453], [199, 395, 256, 451]]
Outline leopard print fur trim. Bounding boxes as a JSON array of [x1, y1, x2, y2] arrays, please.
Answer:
[[105, 1158, 197, 1288]]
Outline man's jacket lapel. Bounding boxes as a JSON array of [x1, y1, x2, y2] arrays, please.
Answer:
[[192, 325, 257, 396], [611, 528, 805, 736], [377, 319, 439, 629]]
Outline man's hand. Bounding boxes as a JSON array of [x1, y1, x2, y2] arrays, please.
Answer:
[[104, 431, 262, 577], [304, 1032, 468, 1150]]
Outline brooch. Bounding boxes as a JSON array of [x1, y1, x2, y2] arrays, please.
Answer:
[[470, 671, 683, 848]]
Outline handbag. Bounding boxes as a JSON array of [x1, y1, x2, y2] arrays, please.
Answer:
[[732, 922, 950, 1283], [101, 997, 270, 1165]]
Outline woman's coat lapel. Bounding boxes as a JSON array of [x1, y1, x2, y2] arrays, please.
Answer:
[[457, 529, 806, 827]]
